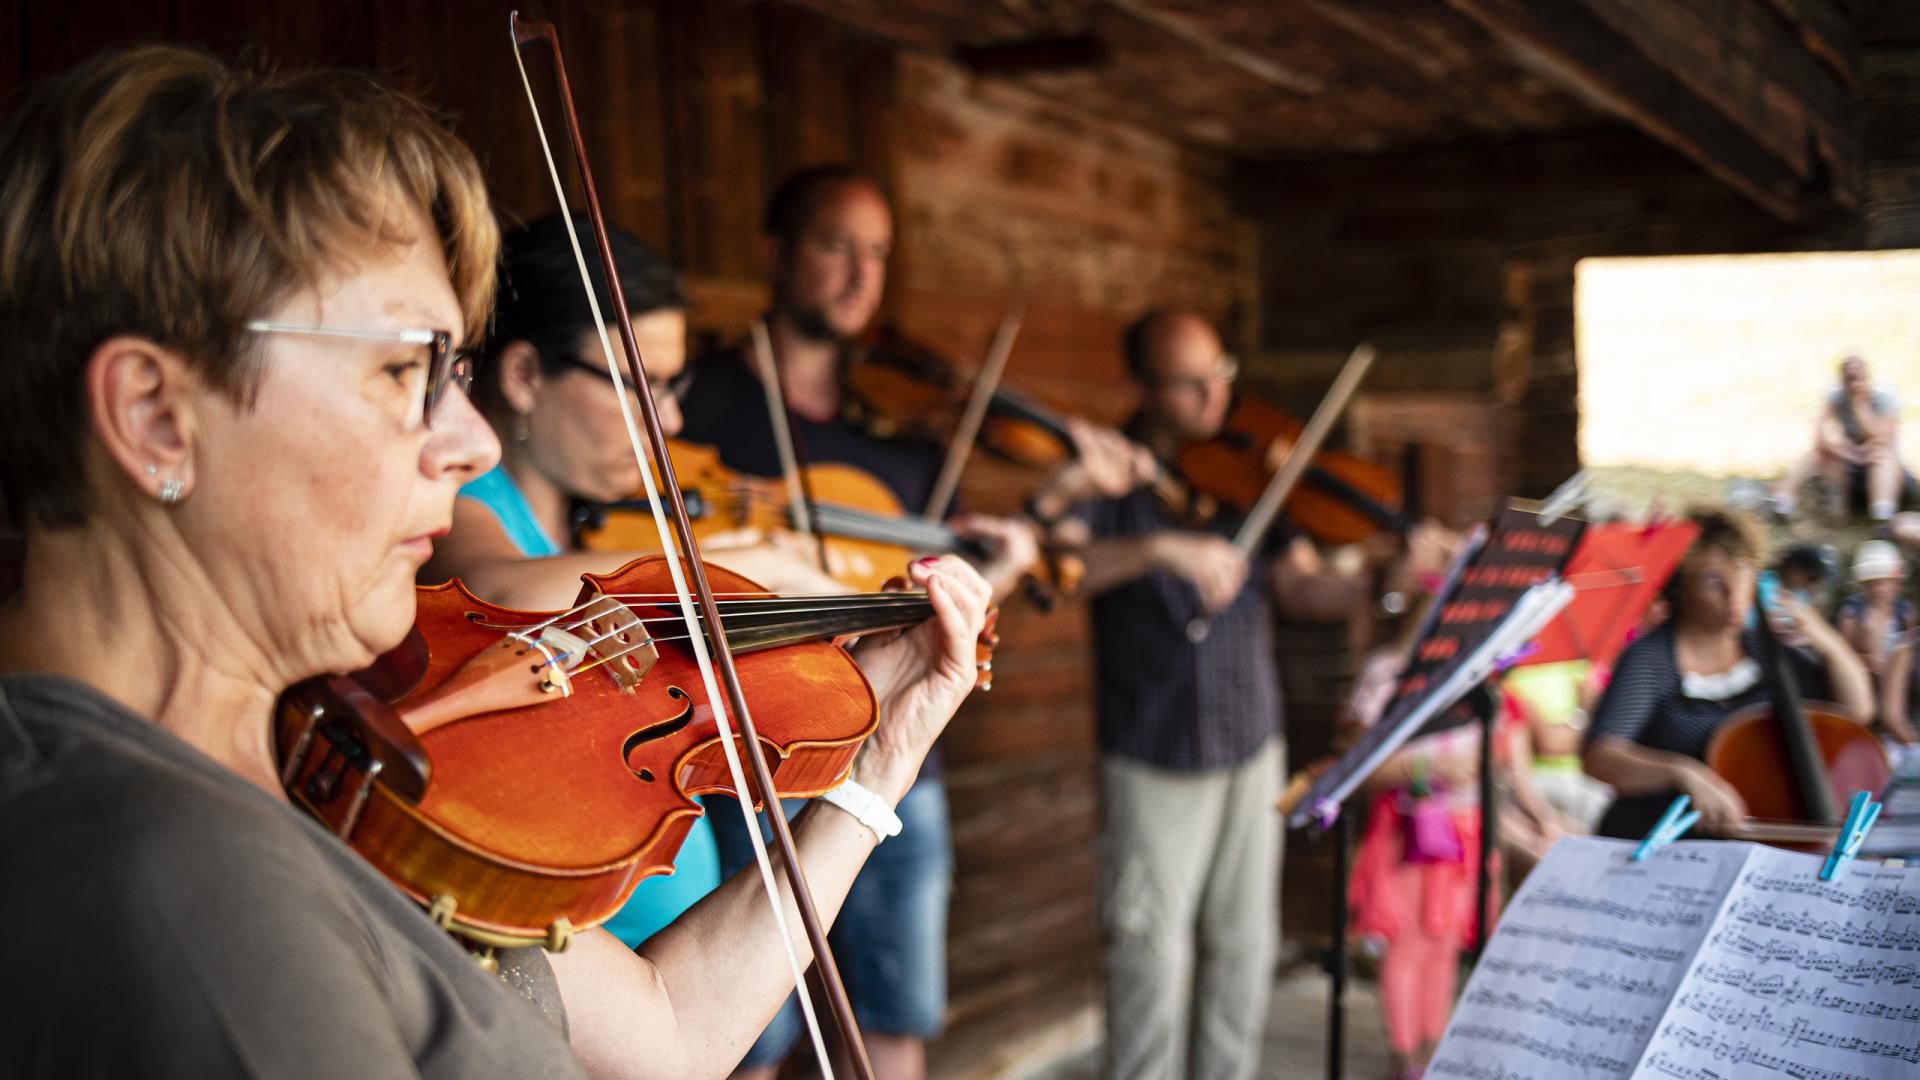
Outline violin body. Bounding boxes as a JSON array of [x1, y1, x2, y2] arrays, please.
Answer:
[[576, 439, 948, 592], [843, 331, 1075, 470], [1706, 700, 1890, 826], [276, 556, 876, 948], [1175, 395, 1404, 545]]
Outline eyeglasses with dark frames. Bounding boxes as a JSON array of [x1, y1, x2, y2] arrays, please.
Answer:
[[543, 350, 693, 405], [243, 321, 475, 429]]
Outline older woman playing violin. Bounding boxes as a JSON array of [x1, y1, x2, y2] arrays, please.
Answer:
[[0, 44, 990, 1080]]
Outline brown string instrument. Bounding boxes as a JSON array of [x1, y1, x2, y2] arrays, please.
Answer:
[[1703, 582, 1889, 847], [1173, 393, 1408, 547], [842, 324, 1080, 474], [276, 554, 998, 951], [575, 439, 991, 593]]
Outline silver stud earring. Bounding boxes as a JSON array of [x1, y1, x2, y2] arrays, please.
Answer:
[[158, 479, 184, 504], [514, 414, 531, 442], [144, 464, 158, 477]]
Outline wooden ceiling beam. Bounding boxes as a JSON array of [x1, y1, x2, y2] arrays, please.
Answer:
[[1446, 0, 1859, 223]]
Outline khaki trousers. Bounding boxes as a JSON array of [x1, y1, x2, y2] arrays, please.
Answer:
[[1098, 740, 1283, 1080]]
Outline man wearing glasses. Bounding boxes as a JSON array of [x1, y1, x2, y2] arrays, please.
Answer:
[[1053, 309, 1425, 1080]]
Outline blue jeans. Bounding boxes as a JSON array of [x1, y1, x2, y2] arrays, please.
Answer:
[[708, 778, 953, 1067]]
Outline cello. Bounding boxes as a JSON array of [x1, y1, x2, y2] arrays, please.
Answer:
[[1703, 580, 1889, 845]]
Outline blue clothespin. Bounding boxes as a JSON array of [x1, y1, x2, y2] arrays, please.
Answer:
[[1819, 790, 1883, 881], [1632, 794, 1701, 861]]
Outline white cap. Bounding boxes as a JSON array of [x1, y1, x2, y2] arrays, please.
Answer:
[[1852, 539, 1905, 582]]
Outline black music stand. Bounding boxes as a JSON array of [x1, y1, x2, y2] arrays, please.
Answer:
[[1293, 506, 1584, 1079]]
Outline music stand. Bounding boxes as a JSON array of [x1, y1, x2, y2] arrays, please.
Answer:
[[1294, 505, 1584, 1079]]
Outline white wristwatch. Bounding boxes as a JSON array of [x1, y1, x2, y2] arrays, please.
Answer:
[[819, 779, 903, 843]]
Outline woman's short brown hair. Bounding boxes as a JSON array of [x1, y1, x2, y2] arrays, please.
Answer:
[[1686, 508, 1766, 567], [0, 44, 499, 528], [1665, 507, 1768, 607]]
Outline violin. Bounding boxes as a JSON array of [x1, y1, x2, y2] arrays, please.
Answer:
[[576, 439, 1084, 603], [1173, 393, 1408, 547], [575, 439, 981, 591], [842, 326, 1078, 472], [276, 554, 997, 950], [1703, 582, 1889, 847]]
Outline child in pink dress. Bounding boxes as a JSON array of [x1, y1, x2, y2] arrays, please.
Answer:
[[1344, 651, 1565, 1078]]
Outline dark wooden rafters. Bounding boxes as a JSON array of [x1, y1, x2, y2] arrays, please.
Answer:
[[793, 0, 1863, 224], [1443, 0, 1860, 222]]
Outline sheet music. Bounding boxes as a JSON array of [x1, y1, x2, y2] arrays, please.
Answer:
[[1430, 838, 1748, 1079], [1646, 844, 1920, 1080], [1432, 838, 1920, 1080]]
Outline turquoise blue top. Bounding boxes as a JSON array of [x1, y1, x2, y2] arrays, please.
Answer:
[[459, 464, 563, 558], [458, 464, 723, 948]]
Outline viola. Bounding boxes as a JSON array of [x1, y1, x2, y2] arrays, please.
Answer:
[[276, 554, 997, 950], [1703, 582, 1888, 847], [576, 439, 1084, 603], [842, 327, 1078, 472], [1174, 393, 1407, 547]]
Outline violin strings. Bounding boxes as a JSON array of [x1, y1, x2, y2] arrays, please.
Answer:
[[507, 593, 933, 674], [561, 599, 937, 677], [536, 594, 934, 664], [597, 593, 932, 606]]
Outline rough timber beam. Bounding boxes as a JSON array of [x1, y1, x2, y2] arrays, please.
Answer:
[[1446, 0, 1860, 223]]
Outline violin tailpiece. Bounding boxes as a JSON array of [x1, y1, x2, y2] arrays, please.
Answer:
[[399, 598, 660, 736]]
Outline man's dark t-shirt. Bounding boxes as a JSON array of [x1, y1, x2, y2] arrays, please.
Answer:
[[677, 347, 946, 521], [0, 674, 584, 1079]]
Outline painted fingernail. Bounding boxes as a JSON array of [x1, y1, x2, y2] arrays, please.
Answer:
[[913, 556, 939, 568]]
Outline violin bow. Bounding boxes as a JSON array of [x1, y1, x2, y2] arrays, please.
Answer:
[[748, 317, 834, 574], [923, 298, 1025, 521], [508, 16, 872, 1079], [1187, 342, 1377, 642]]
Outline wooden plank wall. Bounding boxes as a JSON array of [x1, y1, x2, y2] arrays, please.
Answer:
[[0, 4, 1254, 1074], [1863, 3, 1920, 248], [885, 50, 1257, 1077]]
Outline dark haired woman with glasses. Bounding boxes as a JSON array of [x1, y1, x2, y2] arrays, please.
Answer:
[[425, 214, 840, 611]]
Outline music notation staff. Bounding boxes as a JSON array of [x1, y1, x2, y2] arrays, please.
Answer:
[[1428, 838, 1920, 1080]]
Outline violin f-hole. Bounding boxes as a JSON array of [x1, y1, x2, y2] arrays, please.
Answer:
[[623, 686, 694, 781]]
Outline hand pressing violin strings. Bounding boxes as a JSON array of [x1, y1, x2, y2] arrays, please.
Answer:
[[946, 513, 1042, 603], [848, 555, 994, 804], [1020, 418, 1160, 539], [1058, 418, 1161, 501]]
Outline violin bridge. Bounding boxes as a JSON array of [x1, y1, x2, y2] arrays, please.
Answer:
[[573, 594, 658, 693], [398, 596, 653, 735]]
